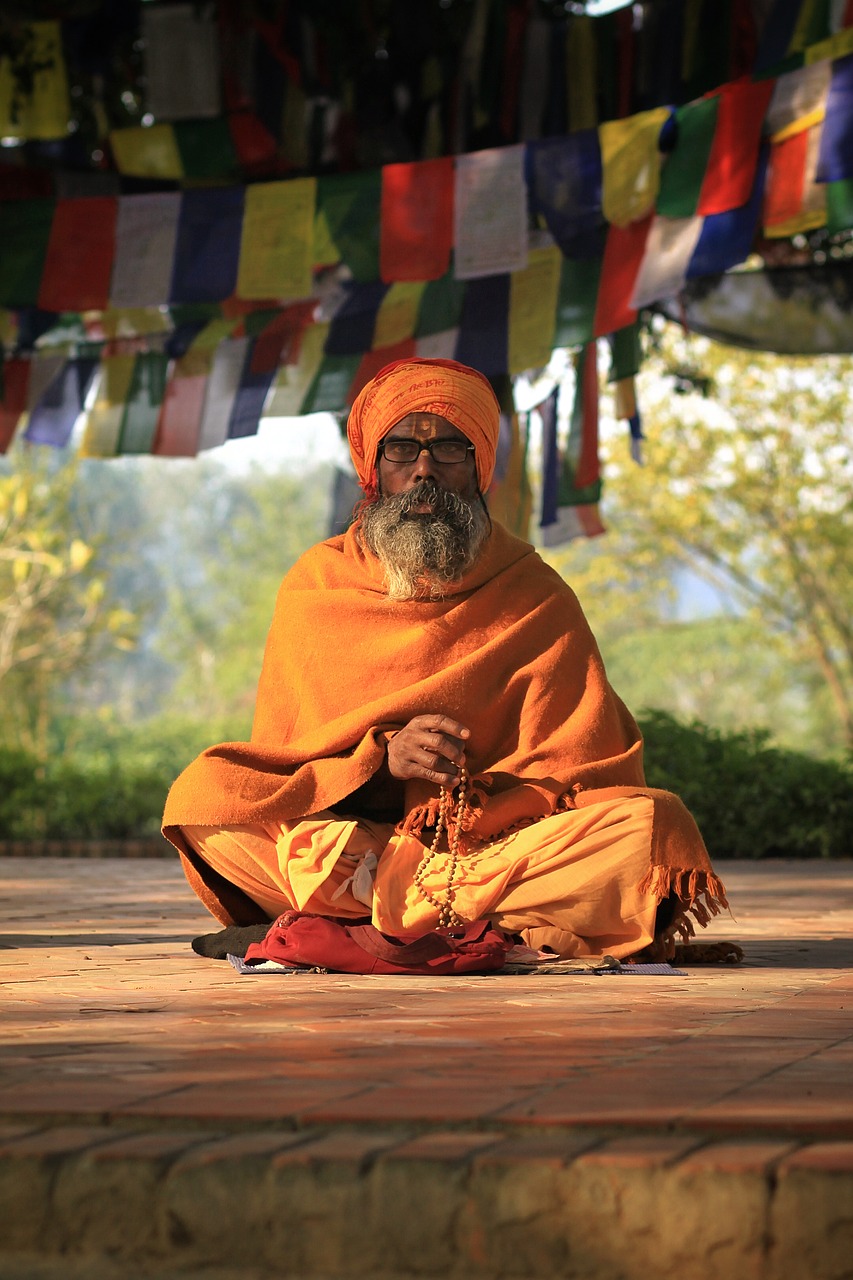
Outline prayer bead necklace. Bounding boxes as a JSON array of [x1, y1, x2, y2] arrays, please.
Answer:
[[413, 766, 468, 929]]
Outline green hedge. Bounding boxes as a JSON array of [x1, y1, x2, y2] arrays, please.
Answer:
[[1, 712, 851, 856], [638, 710, 853, 859]]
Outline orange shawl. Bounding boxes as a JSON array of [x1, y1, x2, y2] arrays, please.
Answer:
[[163, 522, 722, 923]]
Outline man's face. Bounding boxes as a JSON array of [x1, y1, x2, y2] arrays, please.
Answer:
[[377, 413, 478, 502]]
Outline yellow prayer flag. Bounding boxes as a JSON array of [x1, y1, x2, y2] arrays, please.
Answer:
[[98, 308, 172, 340], [599, 107, 670, 228], [237, 178, 316, 301], [373, 282, 426, 350], [790, 0, 824, 54], [265, 322, 329, 418], [508, 244, 562, 376], [110, 125, 184, 179], [189, 318, 240, 351], [79, 356, 136, 458], [0, 22, 69, 141]]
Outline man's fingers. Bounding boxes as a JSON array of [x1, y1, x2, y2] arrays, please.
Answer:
[[411, 714, 470, 740]]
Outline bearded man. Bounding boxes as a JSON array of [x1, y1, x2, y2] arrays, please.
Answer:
[[163, 357, 728, 962]]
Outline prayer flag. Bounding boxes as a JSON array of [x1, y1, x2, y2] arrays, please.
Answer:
[[566, 15, 598, 131], [380, 157, 455, 282], [415, 330, 460, 360], [414, 272, 467, 338], [826, 176, 853, 230], [656, 97, 719, 218], [764, 123, 827, 233], [79, 356, 136, 458], [599, 108, 670, 227], [117, 353, 170, 455], [301, 354, 362, 415], [110, 193, 181, 308], [169, 188, 245, 304], [816, 53, 853, 180], [525, 131, 604, 258], [0, 21, 69, 141], [38, 197, 117, 312], [630, 214, 704, 309], [804, 23, 853, 61], [766, 61, 830, 137], [141, 1, 221, 121], [316, 171, 382, 282], [24, 355, 96, 448], [325, 282, 389, 356], [236, 178, 316, 301], [109, 125, 184, 179], [0, 358, 31, 453], [508, 243, 562, 374], [0, 199, 54, 308], [593, 216, 652, 338], [197, 338, 249, 452], [455, 274, 510, 376], [541, 344, 605, 545], [173, 119, 238, 180], [453, 145, 528, 280], [251, 301, 317, 373], [553, 256, 602, 348], [487, 374, 533, 538], [754, 0, 804, 73], [538, 387, 560, 529], [697, 79, 775, 215], [152, 352, 210, 457], [373, 283, 427, 350]]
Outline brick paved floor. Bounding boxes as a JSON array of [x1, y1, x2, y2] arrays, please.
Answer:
[[1, 856, 852, 1279]]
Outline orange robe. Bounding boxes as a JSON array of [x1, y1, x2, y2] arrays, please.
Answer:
[[163, 521, 727, 954]]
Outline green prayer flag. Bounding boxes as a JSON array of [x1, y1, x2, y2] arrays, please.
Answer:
[[553, 257, 601, 349], [117, 352, 169, 454], [301, 353, 361, 414], [608, 322, 642, 382], [826, 179, 853, 235], [414, 271, 466, 338], [657, 96, 718, 218], [317, 171, 381, 283], [0, 199, 54, 308], [174, 119, 238, 180]]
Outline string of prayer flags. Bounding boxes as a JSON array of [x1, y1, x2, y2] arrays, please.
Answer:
[[599, 108, 670, 227], [0, 198, 54, 308], [316, 171, 381, 283], [453, 145, 528, 280], [816, 52, 853, 178], [0, 359, 30, 453], [236, 178, 316, 301], [696, 79, 775, 215], [37, 197, 117, 312], [525, 131, 604, 258], [380, 157, 455, 282], [169, 188, 245, 304], [110, 193, 182, 309], [0, 21, 69, 141]]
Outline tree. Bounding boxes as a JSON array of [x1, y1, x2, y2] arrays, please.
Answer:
[[548, 325, 853, 754], [0, 449, 136, 755]]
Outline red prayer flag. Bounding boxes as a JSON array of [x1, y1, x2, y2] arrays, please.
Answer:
[[574, 340, 600, 489], [152, 355, 209, 457], [763, 129, 809, 226], [37, 197, 117, 311], [592, 215, 652, 338], [697, 78, 775, 216], [380, 157, 454, 283], [0, 358, 30, 453], [251, 300, 316, 373]]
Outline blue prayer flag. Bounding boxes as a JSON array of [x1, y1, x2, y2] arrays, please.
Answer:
[[169, 188, 245, 304], [687, 146, 769, 279], [525, 132, 604, 259], [817, 53, 853, 183], [455, 275, 509, 377]]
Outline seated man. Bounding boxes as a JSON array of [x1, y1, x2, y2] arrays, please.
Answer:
[[163, 357, 728, 961]]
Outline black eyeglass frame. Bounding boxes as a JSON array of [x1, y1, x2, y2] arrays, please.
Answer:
[[377, 438, 476, 465]]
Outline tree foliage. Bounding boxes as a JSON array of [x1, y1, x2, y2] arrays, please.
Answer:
[[549, 326, 853, 753]]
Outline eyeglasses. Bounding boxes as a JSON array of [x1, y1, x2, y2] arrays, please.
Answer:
[[379, 438, 475, 465]]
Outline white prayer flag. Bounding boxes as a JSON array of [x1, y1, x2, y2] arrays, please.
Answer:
[[142, 2, 221, 121], [630, 215, 704, 310], [197, 338, 249, 452], [110, 193, 181, 308], [453, 145, 528, 280]]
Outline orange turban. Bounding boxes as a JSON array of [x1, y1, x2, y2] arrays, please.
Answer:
[[346, 358, 501, 495]]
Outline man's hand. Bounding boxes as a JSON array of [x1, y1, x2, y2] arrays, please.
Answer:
[[386, 714, 470, 786]]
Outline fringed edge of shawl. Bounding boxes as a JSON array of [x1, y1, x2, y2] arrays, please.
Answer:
[[638, 863, 729, 938]]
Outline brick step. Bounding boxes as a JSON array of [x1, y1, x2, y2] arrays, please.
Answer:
[[1, 1121, 851, 1279]]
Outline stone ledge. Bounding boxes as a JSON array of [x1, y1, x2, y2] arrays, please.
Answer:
[[0, 838, 172, 858], [2, 1123, 852, 1279]]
